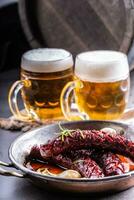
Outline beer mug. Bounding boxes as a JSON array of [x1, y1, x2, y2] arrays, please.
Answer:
[[8, 48, 73, 121], [60, 51, 130, 120]]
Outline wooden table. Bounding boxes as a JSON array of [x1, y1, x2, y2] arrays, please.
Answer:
[[0, 69, 134, 200]]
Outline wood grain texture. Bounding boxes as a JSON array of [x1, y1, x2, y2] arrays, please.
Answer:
[[19, 0, 134, 55]]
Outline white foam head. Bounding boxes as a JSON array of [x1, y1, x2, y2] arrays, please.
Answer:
[[75, 51, 129, 82], [21, 48, 73, 72]]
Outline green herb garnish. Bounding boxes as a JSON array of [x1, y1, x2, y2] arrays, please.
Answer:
[[59, 123, 85, 141], [59, 123, 73, 141]]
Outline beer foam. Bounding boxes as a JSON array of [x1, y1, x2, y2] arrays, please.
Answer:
[[21, 48, 73, 72], [75, 51, 129, 82]]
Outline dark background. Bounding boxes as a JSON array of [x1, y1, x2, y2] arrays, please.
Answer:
[[0, 0, 30, 72]]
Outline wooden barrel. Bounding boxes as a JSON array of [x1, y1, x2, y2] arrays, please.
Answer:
[[18, 0, 134, 68]]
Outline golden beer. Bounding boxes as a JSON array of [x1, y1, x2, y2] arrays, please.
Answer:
[[75, 78, 129, 120], [9, 48, 73, 121], [21, 68, 73, 120], [61, 50, 130, 120]]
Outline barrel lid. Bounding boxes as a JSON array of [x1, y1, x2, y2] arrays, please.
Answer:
[[18, 0, 134, 56]]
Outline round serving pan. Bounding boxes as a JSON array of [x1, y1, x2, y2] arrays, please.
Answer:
[[0, 120, 134, 193]]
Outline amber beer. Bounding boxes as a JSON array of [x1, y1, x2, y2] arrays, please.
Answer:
[[9, 48, 73, 121], [75, 78, 129, 120], [61, 51, 130, 120]]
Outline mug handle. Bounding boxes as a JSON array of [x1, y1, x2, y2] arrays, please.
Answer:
[[8, 80, 32, 121], [60, 81, 89, 121]]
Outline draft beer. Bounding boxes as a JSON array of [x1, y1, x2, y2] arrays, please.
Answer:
[[9, 48, 73, 121], [61, 51, 130, 120]]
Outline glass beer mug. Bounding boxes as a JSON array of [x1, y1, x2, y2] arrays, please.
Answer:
[[8, 48, 73, 121], [60, 51, 130, 120]]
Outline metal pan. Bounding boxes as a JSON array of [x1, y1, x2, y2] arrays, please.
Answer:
[[0, 120, 134, 193]]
